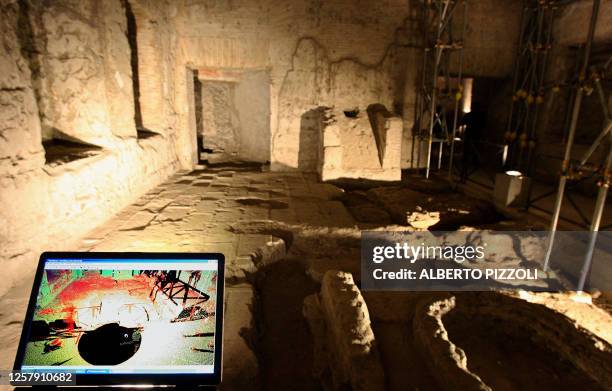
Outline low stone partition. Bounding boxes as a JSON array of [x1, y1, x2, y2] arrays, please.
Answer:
[[412, 296, 492, 391], [303, 270, 385, 391], [318, 106, 402, 182]]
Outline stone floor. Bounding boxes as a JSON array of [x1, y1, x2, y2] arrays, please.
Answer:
[[1, 164, 610, 390], [0, 164, 355, 389]]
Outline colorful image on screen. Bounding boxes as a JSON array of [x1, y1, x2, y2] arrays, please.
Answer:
[[21, 258, 218, 374]]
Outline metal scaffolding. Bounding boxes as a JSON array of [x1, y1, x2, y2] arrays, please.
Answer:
[[543, 0, 610, 291], [413, 0, 467, 179], [520, 0, 610, 229], [504, 0, 557, 174]]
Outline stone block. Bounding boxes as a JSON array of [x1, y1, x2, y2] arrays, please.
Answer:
[[494, 172, 531, 208], [318, 107, 402, 182]]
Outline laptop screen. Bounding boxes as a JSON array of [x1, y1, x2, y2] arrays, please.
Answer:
[[14, 252, 224, 386]]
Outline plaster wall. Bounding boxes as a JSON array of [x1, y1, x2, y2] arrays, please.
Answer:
[[22, 0, 136, 146], [171, 0, 523, 171], [202, 81, 239, 158], [0, 0, 183, 297], [555, 0, 612, 46], [200, 70, 270, 162]]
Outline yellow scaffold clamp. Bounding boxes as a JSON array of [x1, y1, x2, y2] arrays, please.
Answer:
[[528, 139, 537, 149], [561, 159, 570, 175], [579, 77, 594, 95], [600, 169, 611, 188], [519, 133, 528, 148], [536, 94, 544, 105], [455, 84, 463, 101], [567, 165, 577, 180], [503, 131, 517, 143]]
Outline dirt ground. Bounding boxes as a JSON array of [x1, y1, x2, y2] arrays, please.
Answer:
[[334, 174, 547, 231]]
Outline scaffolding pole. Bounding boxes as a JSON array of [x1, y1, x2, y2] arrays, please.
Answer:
[[504, 0, 557, 174], [543, 0, 600, 272], [576, 64, 612, 289], [578, 145, 611, 290], [526, 5, 555, 172], [447, 2, 468, 179], [414, 0, 467, 179]]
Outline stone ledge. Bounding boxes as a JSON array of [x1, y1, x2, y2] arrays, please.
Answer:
[[412, 296, 491, 391]]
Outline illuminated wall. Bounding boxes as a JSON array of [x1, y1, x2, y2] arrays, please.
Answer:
[[0, 0, 182, 297], [198, 69, 271, 163], [0, 0, 524, 297], [23, 1, 135, 146], [167, 0, 523, 171]]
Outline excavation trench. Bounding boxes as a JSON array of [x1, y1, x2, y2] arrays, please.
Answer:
[[242, 241, 612, 391], [234, 223, 359, 390], [360, 290, 612, 391], [253, 259, 322, 391], [413, 292, 612, 391], [231, 181, 610, 390], [443, 310, 604, 391]]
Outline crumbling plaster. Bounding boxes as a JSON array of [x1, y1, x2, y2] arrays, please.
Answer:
[[130, 0, 179, 136]]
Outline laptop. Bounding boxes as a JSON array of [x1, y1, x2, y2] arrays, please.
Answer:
[[12, 252, 224, 388]]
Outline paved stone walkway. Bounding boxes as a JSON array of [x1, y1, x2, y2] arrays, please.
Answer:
[[0, 165, 356, 389]]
